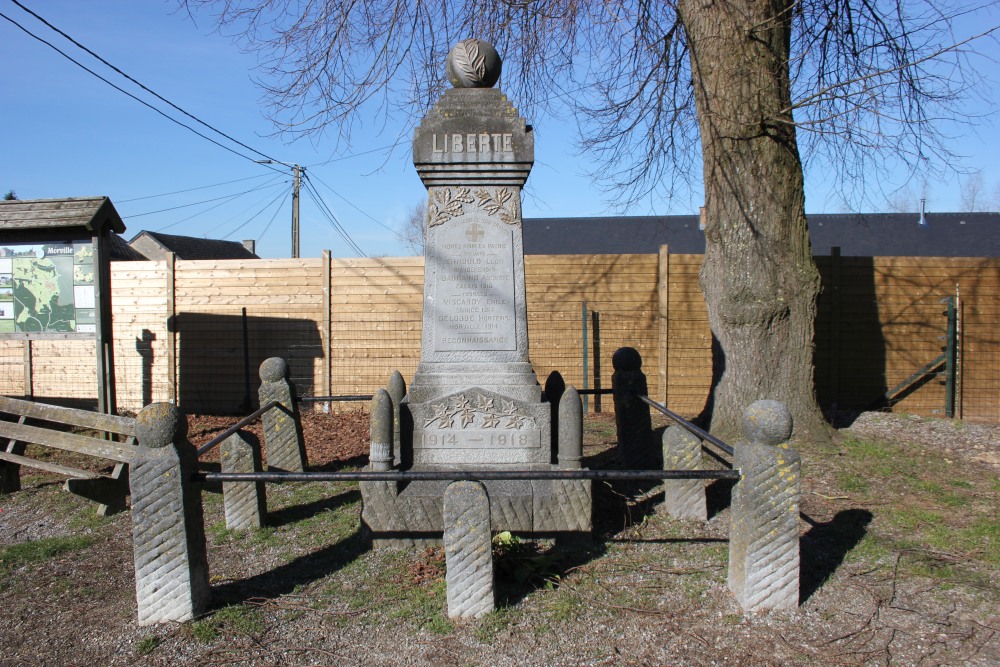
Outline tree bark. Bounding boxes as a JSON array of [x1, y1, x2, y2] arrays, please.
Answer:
[[678, 0, 830, 442]]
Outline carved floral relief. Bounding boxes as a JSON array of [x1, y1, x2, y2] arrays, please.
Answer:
[[428, 187, 520, 226], [423, 392, 534, 430]]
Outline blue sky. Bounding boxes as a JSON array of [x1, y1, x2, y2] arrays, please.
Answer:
[[2, 1, 998, 259]]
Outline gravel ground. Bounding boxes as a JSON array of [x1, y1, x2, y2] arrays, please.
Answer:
[[0, 409, 996, 666]]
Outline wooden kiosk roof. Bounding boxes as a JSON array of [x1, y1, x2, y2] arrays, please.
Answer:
[[0, 197, 125, 234]]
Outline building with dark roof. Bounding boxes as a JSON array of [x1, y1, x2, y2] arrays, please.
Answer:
[[129, 231, 259, 261], [523, 212, 1000, 257]]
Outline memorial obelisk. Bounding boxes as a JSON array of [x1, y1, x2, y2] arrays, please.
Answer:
[[407, 39, 548, 469], [360, 40, 590, 546]]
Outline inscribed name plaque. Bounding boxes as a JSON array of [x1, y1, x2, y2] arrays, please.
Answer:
[[433, 212, 516, 352]]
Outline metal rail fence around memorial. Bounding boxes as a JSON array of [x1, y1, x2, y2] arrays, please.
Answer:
[[124, 351, 802, 625]]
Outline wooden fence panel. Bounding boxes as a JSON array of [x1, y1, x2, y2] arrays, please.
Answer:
[[68, 252, 986, 424], [329, 258, 423, 399], [111, 261, 172, 412], [526, 254, 660, 406]]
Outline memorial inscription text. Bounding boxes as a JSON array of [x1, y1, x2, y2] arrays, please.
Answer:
[[434, 220, 517, 351]]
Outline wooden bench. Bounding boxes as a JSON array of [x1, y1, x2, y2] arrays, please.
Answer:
[[0, 396, 137, 516]]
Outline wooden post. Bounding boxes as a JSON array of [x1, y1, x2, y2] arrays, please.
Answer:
[[93, 232, 115, 414], [955, 287, 963, 420], [658, 245, 670, 406], [592, 310, 601, 412], [828, 247, 841, 409], [581, 301, 589, 413], [166, 253, 177, 404], [322, 250, 332, 411], [22, 338, 32, 399]]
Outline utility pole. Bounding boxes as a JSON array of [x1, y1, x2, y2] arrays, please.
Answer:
[[292, 164, 301, 258], [257, 160, 303, 258]]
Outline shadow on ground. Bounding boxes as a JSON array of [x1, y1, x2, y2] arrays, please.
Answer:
[[799, 508, 873, 603]]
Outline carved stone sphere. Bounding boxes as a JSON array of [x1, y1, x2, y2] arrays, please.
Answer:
[[137, 402, 188, 449], [446, 39, 502, 88], [259, 356, 289, 383], [611, 347, 643, 372], [742, 399, 793, 446]]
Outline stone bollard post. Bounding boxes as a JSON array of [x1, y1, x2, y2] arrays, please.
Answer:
[[220, 430, 267, 530], [558, 386, 583, 469], [611, 347, 656, 468], [728, 400, 800, 612], [258, 357, 307, 472], [130, 403, 210, 625], [545, 371, 566, 464], [387, 371, 406, 467], [369, 388, 394, 471], [443, 480, 495, 619], [662, 425, 707, 520]]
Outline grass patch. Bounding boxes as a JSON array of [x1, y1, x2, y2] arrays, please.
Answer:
[[0, 535, 94, 572], [135, 635, 160, 656], [186, 604, 265, 643], [836, 471, 870, 494], [958, 518, 1000, 565], [474, 607, 521, 642]]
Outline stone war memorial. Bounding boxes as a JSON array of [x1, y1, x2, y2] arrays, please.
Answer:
[[359, 39, 592, 569], [37, 39, 800, 628]]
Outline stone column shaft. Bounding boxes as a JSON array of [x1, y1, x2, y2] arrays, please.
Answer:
[[258, 357, 307, 472], [728, 400, 800, 611], [444, 480, 495, 619], [130, 403, 210, 625], [662, 425, 707, 520], [220, 430, 266, 530]]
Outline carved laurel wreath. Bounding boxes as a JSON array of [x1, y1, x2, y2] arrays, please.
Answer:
[[452, 39, 488, 83], [423, 392, 534, 430], [428, 187, 519, 226]]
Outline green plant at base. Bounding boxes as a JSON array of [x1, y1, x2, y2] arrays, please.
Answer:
[[135, 635, 160, 656], [492, 531, 561, 586]]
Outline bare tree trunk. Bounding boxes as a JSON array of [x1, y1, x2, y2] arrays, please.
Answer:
[[679, 0, 829, 441]]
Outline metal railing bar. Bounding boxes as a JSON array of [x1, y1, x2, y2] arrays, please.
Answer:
[[196, 401, 280, 457], [636, 394, 735, 457], [883, 353, 945, 403], [195, 468, 741, 484], [298, 395, 372, 403]]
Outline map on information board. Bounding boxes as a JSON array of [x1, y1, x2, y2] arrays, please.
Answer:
[[0, 242, 96, 334]]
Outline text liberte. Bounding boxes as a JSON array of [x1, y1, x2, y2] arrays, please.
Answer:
[[432, 133, 514, 154]]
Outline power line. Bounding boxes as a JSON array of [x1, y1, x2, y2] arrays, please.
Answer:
[[305, 171, 409, 242], [256, 192, 292, 245], [124, 180, 285, 218], [10, 0, 285, 165], [307, 143, 399, 168], [150, 178, 287, 233], [204, 180, 290, 236], [223, 188, 290, 240], [301, 178, 367, 257], [0, 6, 285, 173], [118, 173, 277, 203]]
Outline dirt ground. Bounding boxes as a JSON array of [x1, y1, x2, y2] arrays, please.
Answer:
[[0, 408, 997, 666]]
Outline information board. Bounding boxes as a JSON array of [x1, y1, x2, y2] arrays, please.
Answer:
[[0, 241, 96, 333]]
